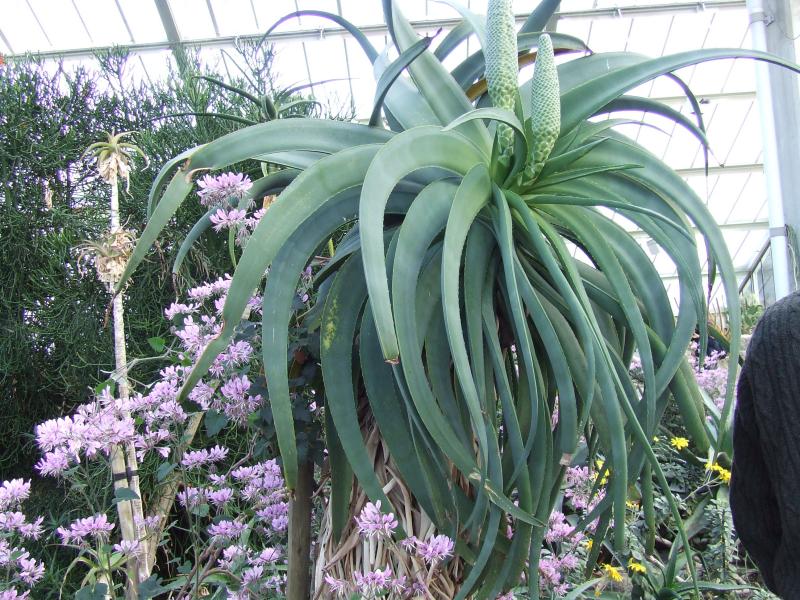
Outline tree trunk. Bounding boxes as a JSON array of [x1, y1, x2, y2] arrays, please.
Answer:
[[107, 179, 147, 594], [287, 458, 315, 600]]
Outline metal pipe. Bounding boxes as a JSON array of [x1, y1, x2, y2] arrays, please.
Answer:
[[747, 0, 793, 299]]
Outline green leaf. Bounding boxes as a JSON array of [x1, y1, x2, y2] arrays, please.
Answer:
[[370, 36, 433, 127], [156, 462, 176, 482], [138, 575, 168, 599], [113, 487, 140, 502], [359, 126, 487, 361], [147, 336, 166, 352], [75, 584, 108, 600], [204, 409, 228, 437]]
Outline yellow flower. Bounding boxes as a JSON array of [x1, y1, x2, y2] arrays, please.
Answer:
[[585, 539, 593, 551], [670, 436, 689, 450], [602, 563, 624, 583], [706, 462, 731, 484], [652, 436, 660, 443], [628, 560, 647, 574], [626, 500, 640, 510]]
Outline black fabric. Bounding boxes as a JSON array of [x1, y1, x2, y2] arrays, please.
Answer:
[[730, 291, 800, 598]]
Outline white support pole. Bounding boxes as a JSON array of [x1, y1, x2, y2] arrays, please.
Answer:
[[747, 0, 800, 300]]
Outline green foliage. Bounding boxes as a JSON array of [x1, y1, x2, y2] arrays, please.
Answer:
[[0, 43, 289, 478], [117, 1, 800, 597]]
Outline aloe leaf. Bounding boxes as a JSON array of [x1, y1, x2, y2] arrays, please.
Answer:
[[188, 119, 392, 170], [491, 189, 541, 476], [443, 107, 526, 143], [321, 253, 395, 510], [370, 36, 433, 127], [391, 180, 477, 471], [596, 96, 709, 149], [325, 408, 353, 542], [373, 47, 439, 130], [433, 0, 487, 48], [192, 74, 261, 105], [441, 165, 493, 467], [359, 126, 487, 361], [260, 11, 378, 62], [360, 307, 441, 523], [434, 19, 474, 61], [147, 148, 197, 216], [561, 48, 800, 135], [519, 0, 561, 34], [384, 0, 492, 151]]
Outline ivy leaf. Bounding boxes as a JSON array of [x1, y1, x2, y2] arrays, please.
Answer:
[[147, 336, 166, 352], [204, 409, 228, 437], [75, 584, 108, 600], [138, 575, 167, 599], [156, 462, 176, 482], [113, 487, 140, 503]]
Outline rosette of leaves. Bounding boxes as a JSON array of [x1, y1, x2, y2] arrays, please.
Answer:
[[118, 0, 800, 596]]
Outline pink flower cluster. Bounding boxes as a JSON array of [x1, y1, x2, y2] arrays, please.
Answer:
[[34, 388, 136, 476], [216, 544, 285, 599], [197, 172, 253, 208], [165, 277, 264, 426], [688, 344, 728, 410], [354, 500, 398, 538], [196, 172, 268, 248], [325, 501, 456, 598], [0, 479, 46, 598], [56, 513, 115, 545], [539, 553, 581, 595], [177, 459, 288, 536]]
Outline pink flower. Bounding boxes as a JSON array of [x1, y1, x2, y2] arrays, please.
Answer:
[[354, 500, 398, 539], [207, 445, 229, 463], [324, 574, 349, 596], [113, 539, 142, 557], [208, 519, 247, 541], [353, 566, 393, 596], [57, 514, 115, 544], [0, 480, 30, 510], [181, 449, 210, 469], [210, 208, 248, 232], [207, 488, 234, 507], [176, 487, 207, 509], [197, 172, 252, 208], [164, 302, 198, 320], [416, 534, 454, 563], [252, 547, 281, 564], [16, 556, 44, 585]]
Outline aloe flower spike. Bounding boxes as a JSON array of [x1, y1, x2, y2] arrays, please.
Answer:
[[525, 33, 561, 182], [486, 0, 519, 160]]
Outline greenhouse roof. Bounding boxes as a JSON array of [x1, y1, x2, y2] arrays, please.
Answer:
[[1, 0, 776, 307]]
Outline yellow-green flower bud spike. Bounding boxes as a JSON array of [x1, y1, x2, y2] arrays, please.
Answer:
[[486, 0, 518, 159], [526, 33, 560, 181]]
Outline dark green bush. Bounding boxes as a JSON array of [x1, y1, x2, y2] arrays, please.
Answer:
[[0, 44, 281, 478]]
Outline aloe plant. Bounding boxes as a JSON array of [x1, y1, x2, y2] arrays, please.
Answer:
[[117, 1, 799, 596]]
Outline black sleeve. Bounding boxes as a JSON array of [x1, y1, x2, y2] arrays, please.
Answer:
[[730, 358, 779, 593], [730, 292, 800, 597]]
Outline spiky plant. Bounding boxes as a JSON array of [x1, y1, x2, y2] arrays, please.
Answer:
[[118, 1, 799, 597]]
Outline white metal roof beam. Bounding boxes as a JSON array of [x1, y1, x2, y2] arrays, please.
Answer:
[[0, 28, 14, 53], [154, 0, 181, 45], [6, 0, 746, 60], [676, 163, 762, 176], [628, 219, 769, 237]]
